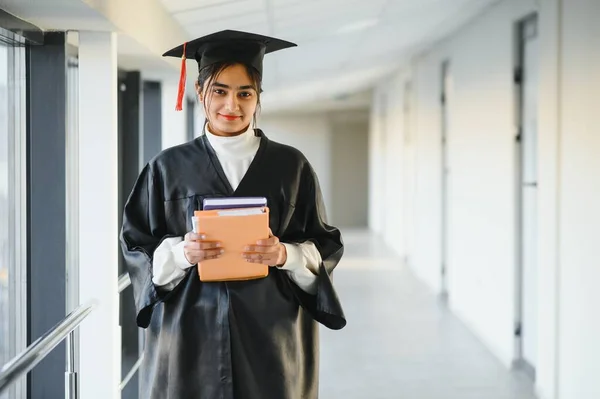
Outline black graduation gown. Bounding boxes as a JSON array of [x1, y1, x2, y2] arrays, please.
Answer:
[[120, 129, 346, 399]]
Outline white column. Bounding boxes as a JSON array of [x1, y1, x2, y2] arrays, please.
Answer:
[[161, 79, 188, 149], [536, 2, 561, 398], [556, 1, 600, 398], [367, 87, 386, 234], [77, 31, 120, 399]]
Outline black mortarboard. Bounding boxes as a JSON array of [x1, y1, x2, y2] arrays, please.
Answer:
[[163, 30, 297, 111]]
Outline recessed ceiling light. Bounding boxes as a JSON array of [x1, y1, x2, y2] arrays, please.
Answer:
[[336, 18, 379, 35]]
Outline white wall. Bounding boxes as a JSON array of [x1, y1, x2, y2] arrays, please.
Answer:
[[381, 74, 408, 256], [259, 113, 334, 213], [423, 0, 537, 368], [370, 0, 536, 373], [160, 79, 187, 150], [536, 1, 560, 397], [78, 31, 121, 399], [369, 70, 417, 261], [330, 111, 369, 228], [371, 0, 600, 398], [260, 111, 370, 228], [368, 91, 386, 234], [555, 1, 600, 398]]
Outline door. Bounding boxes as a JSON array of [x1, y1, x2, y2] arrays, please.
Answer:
[[515, 14, 539, 379], [402, 81, 415, 268], [440, 60, 451, 297]]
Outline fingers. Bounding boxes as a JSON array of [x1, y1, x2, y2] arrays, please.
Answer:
[[183, 231, 282, 265], [184, 240, 221, 251], [184, 232, 221, 249], [243, 234, 283, 266], [185, 232, 205, 241], [244, 244, 279, 254], [243, 232, 279, 254], [188, 248, 224, 259], [242, 252, 278, 265], [242, 233, 280, 267], [253, 235, 279, 247], [184, 231, 224, 263]]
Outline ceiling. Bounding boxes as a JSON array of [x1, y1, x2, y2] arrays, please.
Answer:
[[158, 0, 499, 111], [1, 0, 500, 113]]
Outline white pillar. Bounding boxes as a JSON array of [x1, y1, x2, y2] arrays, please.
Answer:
[[161, 79, 188, 149], [536, 2, 561, 398], [77, 31, 120, 399]]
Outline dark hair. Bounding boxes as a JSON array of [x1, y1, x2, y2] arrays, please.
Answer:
[[197, 61, 263, 129]]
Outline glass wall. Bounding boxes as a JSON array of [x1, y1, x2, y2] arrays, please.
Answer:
[[0, 36, 8, 372], [0, 28, 28, 399], [66, 46, 81, 381]]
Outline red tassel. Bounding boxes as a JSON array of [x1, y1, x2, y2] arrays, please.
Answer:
[[175, 42, 187, 111]]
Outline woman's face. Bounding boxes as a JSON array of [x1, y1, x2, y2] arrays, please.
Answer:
[[197, 64, 259, 137]]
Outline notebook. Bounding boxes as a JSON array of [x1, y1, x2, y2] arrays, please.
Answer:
[[193, 206, 270, 282], [202, 196, 267, 210]]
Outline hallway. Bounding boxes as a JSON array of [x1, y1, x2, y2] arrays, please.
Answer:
[[319, 230, 538, 399]]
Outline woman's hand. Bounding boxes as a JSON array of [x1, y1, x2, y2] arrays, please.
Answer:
[[243, 229, 287, 267], [183, 232, 224, 264]]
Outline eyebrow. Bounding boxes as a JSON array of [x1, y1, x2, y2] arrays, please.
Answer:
[[212, 82, 256, 91]]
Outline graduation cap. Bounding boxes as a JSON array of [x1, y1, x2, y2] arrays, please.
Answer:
[[163, 30, 297, 111]]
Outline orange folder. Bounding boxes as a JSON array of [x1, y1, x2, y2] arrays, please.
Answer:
[[193, 207, 270, 282]]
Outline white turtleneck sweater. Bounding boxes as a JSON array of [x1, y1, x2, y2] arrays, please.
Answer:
[[151, 124, 321, 294]]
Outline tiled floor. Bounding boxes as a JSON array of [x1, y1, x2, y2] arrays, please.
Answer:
[[318, 229, 538, 399]]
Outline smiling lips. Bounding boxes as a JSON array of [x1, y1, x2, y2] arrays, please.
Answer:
[[220, 114, 240, 121]]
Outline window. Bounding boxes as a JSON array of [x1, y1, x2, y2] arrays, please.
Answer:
[[0, 38, 8, 368], [0, 27, 27, 398]]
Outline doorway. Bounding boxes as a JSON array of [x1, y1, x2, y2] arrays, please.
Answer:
[[514, 13, 539, 380], [440, 60, 451, 298]]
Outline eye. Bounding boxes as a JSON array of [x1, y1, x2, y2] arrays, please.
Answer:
[[239, 91, 253, 98], [213, 89, 226, 95]]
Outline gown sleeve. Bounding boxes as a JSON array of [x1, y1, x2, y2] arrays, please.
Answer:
[[279, 241, 321, 294], [283, 162, 347, 331], [152, 237, 194, 290], [119, 163, 182, 328]]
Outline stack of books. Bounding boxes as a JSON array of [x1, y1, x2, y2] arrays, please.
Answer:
[[202, 196, 267, 211], [193, 197, 270, 282]]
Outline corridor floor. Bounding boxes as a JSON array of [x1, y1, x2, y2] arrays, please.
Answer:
[[318, 229, 538, 399]]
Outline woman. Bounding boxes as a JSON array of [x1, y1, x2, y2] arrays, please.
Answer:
[[120, 30, 346, 399]]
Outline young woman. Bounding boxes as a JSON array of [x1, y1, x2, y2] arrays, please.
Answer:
[[120, 30, 346, 399]]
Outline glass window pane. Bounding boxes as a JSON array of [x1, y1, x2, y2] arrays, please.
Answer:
[[0, 40, 9, 370], [0, 31, 27, 398]]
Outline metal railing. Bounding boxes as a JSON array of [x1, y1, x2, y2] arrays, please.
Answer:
[[0, 299, 98, 398], [117, 271, 143, 393], [0, 273, 139, 397], [119, 353, 144, 391], [118, 272, 131, 293]]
